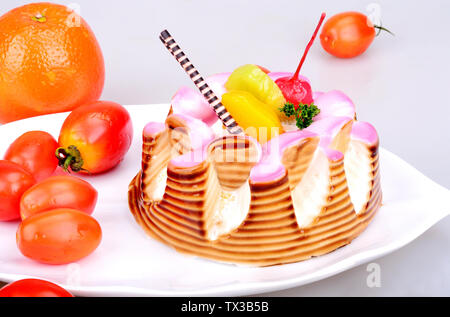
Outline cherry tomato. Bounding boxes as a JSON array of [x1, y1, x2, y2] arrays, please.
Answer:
[[0, 160, 35, 221], [0, 279, 73, 297], [20, 175, 98, 220], [4, 131, 59, 182], [17, 208, 102, 265], [320, 12, 377, 58], [57, 101, 133, 174]]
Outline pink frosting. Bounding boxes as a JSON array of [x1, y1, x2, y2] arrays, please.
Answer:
[[250, 130, 318, 183], [144, 122, 165, 137], [268, 72, 311, 84], [206, 72, 230, 97], [314, 90, 356, 120], [313, 91, 325, 100], [320, 147, 344, 162], [167, 113, 215, 150], [264, 130, 318, 158], [168, 114, 215, 168], [171, 86, 218, 126], [249, 161, 286, 183], [351, 121, 379, 145], [170, 72, 231, 127], [305, 116, 353, 139], [169, 147, 208, 168], [305, 116, 353, 160]]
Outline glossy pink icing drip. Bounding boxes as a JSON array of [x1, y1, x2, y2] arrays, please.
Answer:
[[250, 130, 317, 183], [169, 147, 208, 168], [171, 86, 218, 126], [305, 116, 353, 139], [314, 90, 356, 120], [168, 113, 215, 150], [168, 114, 214, 169], [265, 130, 318, 158], [351, 121, 379, 145], [320, 147, 344, 162], [305, 116, 353, 160], [249, 161, 286, 184], [144, 122, 165, 137], [170, 72, 231, 126], [206, 72, 231, 97], [249, 130, 345, 183]]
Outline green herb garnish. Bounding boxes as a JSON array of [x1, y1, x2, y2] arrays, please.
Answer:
[[279, 102, 320, 130]]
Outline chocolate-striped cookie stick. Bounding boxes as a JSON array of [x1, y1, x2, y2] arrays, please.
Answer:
[[159, 30, 243, 134]]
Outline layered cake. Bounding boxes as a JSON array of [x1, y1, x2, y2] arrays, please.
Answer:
[[128, 63, 381, 266]]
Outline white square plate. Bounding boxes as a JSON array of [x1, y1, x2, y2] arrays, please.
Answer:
[[0, 105, 448, 296]]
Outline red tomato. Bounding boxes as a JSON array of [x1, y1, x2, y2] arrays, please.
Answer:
[[17, 208, 102, 264], [57, 101, 133, 174], [320, 12, 377, 58], [4, 131, 59, 182], [20, 175, 98, 220], [0, 279, 73, 297], [0, 160, 36, 221]]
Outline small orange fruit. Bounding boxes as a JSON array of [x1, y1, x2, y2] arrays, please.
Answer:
[[0, 3, 105, 123]]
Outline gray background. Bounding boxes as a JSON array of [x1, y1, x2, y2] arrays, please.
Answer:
[[1, 0, 449, 296]]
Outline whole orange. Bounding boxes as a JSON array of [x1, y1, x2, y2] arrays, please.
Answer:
[[0, 3, 105, 123]]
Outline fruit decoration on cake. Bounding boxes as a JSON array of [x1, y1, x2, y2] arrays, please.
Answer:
[[128, 14, 382, 266]]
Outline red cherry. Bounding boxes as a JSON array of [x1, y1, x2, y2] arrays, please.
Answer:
[[276, 13, 326, 105], [275, 77, 313, 105]]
